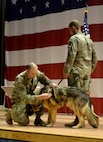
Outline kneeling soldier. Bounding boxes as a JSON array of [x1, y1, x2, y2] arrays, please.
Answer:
[[6, 62, 57, 126]]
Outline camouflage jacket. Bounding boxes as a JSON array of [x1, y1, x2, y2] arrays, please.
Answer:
[[11, 70, 51, 105], [63, 32, 98, 77]]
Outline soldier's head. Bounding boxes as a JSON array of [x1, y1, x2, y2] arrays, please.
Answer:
[[68, 20, 81, 35], [26, 62, 38, 78]]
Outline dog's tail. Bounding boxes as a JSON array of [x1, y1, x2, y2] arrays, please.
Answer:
[[85, 103, 99, 128]]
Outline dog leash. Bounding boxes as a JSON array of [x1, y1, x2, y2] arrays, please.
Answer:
[[58, 78, 64, 85]]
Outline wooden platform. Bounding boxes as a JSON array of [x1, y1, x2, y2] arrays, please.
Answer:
[[0, 110, 103, 142]]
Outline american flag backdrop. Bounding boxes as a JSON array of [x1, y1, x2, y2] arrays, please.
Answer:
[[83, 9, 90, 38], [4, 0, 103, 115]]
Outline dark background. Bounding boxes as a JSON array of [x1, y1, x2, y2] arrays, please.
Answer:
[[0, 0, 6, 105]]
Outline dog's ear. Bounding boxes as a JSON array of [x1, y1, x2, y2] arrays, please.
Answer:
[[53, 87, 66, 99], [58, 88, 67, 96]]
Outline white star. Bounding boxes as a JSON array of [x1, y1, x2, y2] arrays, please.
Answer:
[[19, 8, 23, 14], [11, 0, 17, 5], [32, 5, 36, 12], [25, 0, 30, 2], [61, 0, 65, 5], [45, 1, 50, 8]]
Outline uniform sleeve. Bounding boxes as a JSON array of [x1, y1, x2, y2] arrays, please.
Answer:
[[91, 46, 98, 73], [63, 36, 78, 75], [13, 77, 38, 105], [37, 71, 52, 86]]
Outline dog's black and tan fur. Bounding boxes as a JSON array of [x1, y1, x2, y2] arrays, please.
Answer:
[[32, 86, 99, 129]]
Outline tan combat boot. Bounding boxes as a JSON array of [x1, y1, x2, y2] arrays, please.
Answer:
[[5, 109, 13, 124]]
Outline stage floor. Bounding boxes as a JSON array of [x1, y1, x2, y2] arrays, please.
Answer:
[[0, 110, 103, 142]]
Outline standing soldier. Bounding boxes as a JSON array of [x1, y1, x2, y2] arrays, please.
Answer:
[[6, 62, 57, 126], [63, 20, 98, 127]]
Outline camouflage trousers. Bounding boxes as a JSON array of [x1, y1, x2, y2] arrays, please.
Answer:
[[11, 102, 44, 126], [68, 71, 91, 94]]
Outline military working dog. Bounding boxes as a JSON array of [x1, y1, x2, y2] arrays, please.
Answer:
[[32, 86, 99, 129]]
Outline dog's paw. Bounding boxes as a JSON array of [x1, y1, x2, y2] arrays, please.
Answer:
[[46, 123, 53, 127], [72, 124, 85, 129]]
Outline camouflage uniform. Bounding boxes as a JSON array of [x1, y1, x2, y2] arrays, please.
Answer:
[[64, 32, 98, 93], [11, 70, 51, 126]]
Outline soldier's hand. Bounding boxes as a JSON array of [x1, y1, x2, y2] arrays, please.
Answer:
[[35, 93, 52, 100], [63, 73, 69, 79], [50, 82, 58, 88]]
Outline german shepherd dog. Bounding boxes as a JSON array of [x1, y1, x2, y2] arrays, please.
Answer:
[[32, 86, 99, 129]]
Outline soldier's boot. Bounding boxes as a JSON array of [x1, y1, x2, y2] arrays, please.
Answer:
[[5, 109, 13, 125], [34, 115, 46, 126]]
